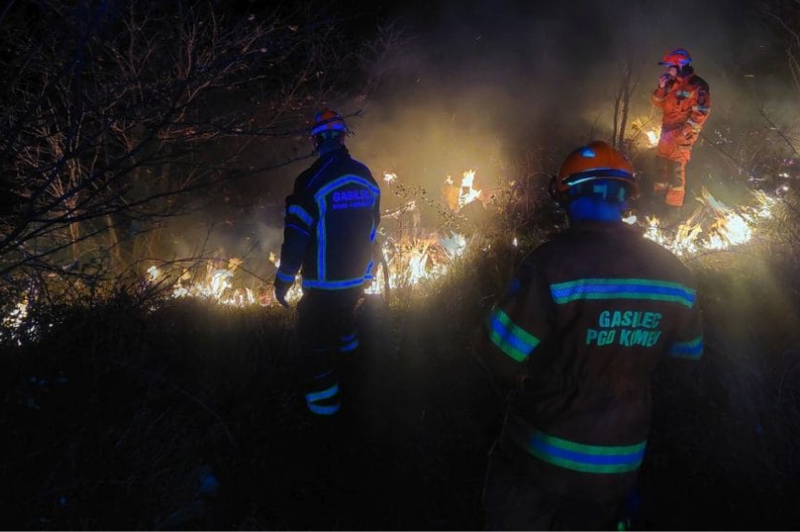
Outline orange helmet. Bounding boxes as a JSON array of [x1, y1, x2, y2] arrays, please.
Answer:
[[658, 48, 692, 67], [553, 141, 638, 202], [310, 109, 349, 136]]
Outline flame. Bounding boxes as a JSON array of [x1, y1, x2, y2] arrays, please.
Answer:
[[1, 163, 785, 324], [440, 232, 468, 260], [144, 259, 269, 307], [443, 169, 484, 212], [267, 253, 303, 304], [143, 169, 479, 305], [365, 231, 469, 296], [458, 169, 482, 209], [643, 188, 776, 255], [645, 129, 660, 148]]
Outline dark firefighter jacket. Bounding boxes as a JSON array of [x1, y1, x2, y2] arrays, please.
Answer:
[[652, 67, 711, 162], [277, 147, 380, 290], [484, 221, 703, 502]]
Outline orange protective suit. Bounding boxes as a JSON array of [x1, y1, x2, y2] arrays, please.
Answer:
[[651, 68, 711, 207]]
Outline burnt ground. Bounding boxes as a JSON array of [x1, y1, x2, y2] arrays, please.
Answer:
[[1, 249, 799, 530]]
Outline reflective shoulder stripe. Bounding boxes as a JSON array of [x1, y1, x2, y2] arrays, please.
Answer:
[[488, 308, 540, 363], [668, 336, 703, 359], [550, 278, 696, 308], [287, 205, 313, 226]]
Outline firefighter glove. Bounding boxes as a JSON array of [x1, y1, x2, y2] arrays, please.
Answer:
[[274, 277, 292, 308]]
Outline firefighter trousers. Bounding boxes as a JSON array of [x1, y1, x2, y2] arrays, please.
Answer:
[[654, 150, 691, 208], [296, 287, 362, 416], [483, 448, 623, 531]]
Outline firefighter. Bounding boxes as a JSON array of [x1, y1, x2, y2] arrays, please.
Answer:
[[481, 141, 704, 530], [274, 109, 381, 417], [651, 47, 711, 212]]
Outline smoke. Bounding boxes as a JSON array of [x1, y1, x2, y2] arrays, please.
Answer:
[[343, 0, 798, 199], [155, 0, 800, 273]]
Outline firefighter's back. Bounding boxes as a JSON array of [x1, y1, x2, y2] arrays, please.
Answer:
[[503, 222, 701, 502], [294, 148, 380, 289]]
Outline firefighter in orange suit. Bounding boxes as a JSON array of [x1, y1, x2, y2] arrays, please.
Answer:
[[481, 141, 704, 530], [651, 48, 711, 209]]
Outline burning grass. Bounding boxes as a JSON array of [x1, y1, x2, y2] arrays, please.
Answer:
[[638, 187, 781, 257]]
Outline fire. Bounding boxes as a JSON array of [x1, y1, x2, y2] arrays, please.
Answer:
[[133, 182, 778, 309], [364, 231, 468, 296], [267, 253, 303, 304], [145, 169, 482, 305], [645, 129, 660, 148], [643, 188, 777, 255], [147, 259, 266, 307], [442, 169, 484, 212], [458, 169, 482, 209]]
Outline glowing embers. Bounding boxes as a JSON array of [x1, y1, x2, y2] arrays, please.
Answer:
[[643, 187, 778, 255]]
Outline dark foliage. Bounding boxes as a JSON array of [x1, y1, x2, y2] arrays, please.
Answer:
[[1, 236, 799, 530]]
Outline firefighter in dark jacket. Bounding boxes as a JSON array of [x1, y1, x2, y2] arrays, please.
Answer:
[[274, 109, 381, 417], [652, 48, 711, 210], [481, 141, 704, 530]]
